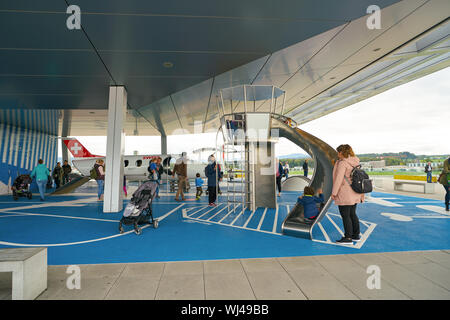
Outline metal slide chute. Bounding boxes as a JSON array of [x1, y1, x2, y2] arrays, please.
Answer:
[[271, 115, 337, 239]]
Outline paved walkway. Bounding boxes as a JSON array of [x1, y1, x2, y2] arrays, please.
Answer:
[[1, 250, 449, 300]]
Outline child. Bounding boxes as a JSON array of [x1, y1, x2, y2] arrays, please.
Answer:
[[195, 173, 203, 200], [297, 187, 324, 220]]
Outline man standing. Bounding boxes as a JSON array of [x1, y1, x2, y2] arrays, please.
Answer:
[[303, 160, 309, 177], [424, 162, 433, 183], [205, 155, 218, 206], [93, 159, 105, 201], [62, 160, 72, 185], [284, 162, 290, 179], [52, 162, 63, 189], [173, 152, 187, 201]]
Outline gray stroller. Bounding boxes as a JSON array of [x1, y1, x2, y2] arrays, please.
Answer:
[[119, 180, 159, 235]]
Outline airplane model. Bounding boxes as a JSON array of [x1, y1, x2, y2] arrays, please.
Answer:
[[62, 138, 211, 181]]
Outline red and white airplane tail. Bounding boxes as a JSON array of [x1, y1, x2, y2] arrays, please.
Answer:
[[62, 138, 103, 158]]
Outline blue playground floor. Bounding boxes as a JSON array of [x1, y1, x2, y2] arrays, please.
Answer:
[[0, 184, 449, 265]]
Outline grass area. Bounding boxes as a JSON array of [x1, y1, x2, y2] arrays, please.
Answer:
[[367, 171, 441, 176], [289, 170, 310, 175], [289, 170, 441, 177]]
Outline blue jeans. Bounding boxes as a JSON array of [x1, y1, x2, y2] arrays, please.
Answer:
[[156, 180, 160, 197], [36, 179, 47, 200], [96, 179, 104, 199], [427, 172, 432, 183]]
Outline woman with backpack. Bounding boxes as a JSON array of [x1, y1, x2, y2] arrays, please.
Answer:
[[331, 144, 364, 244], [93, 159, 105, 201]]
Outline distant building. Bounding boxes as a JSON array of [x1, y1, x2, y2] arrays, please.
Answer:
[[361, 160, 385, 170], [407, 162, 443, 168]]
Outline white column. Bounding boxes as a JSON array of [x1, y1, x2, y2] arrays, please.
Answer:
[[161, 135, 167, 155], [103, 86, 126, 213]]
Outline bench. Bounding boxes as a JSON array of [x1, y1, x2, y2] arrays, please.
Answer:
[[393, 180, 435, 194], [0, 247, 47, 300]]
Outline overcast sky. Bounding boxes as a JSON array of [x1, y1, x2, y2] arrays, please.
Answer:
[[71, 67, 449, 158]]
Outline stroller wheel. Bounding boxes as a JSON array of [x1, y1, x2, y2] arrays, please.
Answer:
[[153, 219, 159, 229], [134, 227, 142, 235]]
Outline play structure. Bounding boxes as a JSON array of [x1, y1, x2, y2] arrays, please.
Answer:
[[215, 85, 337, 239]]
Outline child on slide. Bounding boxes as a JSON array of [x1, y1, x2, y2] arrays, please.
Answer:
[[297, 186, 324, 220]]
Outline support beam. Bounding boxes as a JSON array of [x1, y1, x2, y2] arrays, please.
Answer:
[[60, 110, 71, 163], [103, 86, 126, 213], [161, 134, 167, 155]]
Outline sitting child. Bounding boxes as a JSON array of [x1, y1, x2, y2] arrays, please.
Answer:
[[195, 173, 203, 200], [297, 186, 324, 220]]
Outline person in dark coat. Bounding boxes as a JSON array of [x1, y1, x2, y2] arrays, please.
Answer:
[[205, 154, 218, 206], [62, 160, 72, 185], [52, 162, 63, 189], [303, 160, 309, 177]]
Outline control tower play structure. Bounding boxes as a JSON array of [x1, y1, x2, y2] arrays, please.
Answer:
[[215, 85, 337, 240]]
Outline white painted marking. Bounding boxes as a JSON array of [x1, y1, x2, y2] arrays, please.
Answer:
[[326, 214, 344, 237], [1, 211, 118, 223], [186, 214, 282, 236], [0, 214, 23, 218], [155, 204, 185, 221], [381, 212, 413, 222], [218, 205, 240, 223], [257, 208, 268, 231], [242, 209, 256, 228], [366, 197, 403, 207], [230, 206, 246, 226], [205, 205, 229, 221], [197, 204, 223, 219], [360, 220, 370, 228], [272, 205, 279, 233], [412, 216, 450, 219], [188, 206, 209, 217], [317, 222, 331, 243], [353, 223, 377, 249], [416, 205, 450, 216]]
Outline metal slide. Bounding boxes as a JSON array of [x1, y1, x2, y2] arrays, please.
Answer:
[[271, 116, 337, 239], [51, 174, 91, 195]]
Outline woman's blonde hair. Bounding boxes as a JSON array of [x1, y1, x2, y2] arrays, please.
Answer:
[[336, 144, 355, 158], [97, 159, 104, 165]]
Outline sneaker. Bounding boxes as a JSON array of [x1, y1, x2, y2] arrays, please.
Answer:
[[352, 236, 361, 242], [336, 237, 353, 244]]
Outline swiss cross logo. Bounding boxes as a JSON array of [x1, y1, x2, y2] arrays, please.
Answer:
[[71, 142, 82, 155]]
